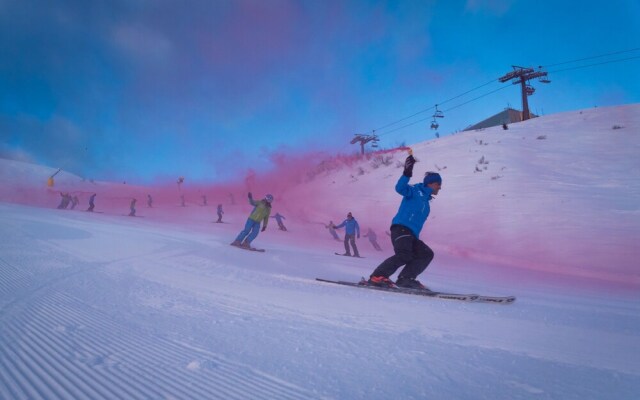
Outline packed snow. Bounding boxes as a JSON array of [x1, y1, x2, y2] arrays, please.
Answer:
[[1, 104, 639, 399]]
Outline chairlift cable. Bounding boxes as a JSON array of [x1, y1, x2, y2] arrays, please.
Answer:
[[371, 78, 498, 134], [547, 55, 640, 74], [377, 85, 511, 137], [443, 85, 511, 113], [541, 47, 640, 68]]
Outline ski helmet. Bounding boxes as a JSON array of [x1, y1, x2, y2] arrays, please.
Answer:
[[265, 194, 274, 202], [423, 172, 442, 185]]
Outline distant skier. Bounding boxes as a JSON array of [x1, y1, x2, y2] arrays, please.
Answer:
[[147, 194, 153, 208], [364, 228, 382, 251], [87, 193, 96, 212], [70, 195, 79, 210], [180, 194, 185, 207], [216, 204, 224, 223], [202, 195, 208, 206], [231, 193, 273, 249], [129, 198, 137, 216], [57, 192, 71, 209], [325, 221, 341, 241], [367, 150, 442, 289], [334, 212, 360, 257], [271, 212, 287, 231]]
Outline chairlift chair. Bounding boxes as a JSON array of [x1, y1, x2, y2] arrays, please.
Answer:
[[430, 120, 439, 130], [433, 104, 444, 118]]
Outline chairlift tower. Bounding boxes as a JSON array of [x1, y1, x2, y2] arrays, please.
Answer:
[[351, 133, 380, 155], [499, 66, 550, 121]]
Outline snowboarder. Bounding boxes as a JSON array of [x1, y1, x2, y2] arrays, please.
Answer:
[[147, 194, 153, 208], [368, 151, 442, 289], [271, 212, 287, 231], [325, 221, 341, 241], [87, 193, 96, 212], [129, 198, 137, 216], [364, 228, 382, 251], [231, 193, 273, 249], [334, 212, 360, 257], [216, 204, 224, 223]]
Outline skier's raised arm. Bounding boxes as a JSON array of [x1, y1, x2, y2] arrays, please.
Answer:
[[248, 192, 258, 206], [395, 154, 416, 197]]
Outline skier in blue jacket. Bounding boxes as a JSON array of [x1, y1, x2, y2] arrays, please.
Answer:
[[334, 212, 361, 257], [368, 151, 442, 289]]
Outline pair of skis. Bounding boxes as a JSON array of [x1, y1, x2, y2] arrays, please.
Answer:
[[315, 278, 515, 304], [228, 244, 514, 304]]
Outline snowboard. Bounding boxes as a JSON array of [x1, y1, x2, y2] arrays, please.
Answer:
[[335, 252, 365, 258], [231, 243, 265, 252]]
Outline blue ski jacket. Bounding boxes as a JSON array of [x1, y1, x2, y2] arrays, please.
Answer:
[[334, 218, 360, 236], [391, 174, 434, 238]]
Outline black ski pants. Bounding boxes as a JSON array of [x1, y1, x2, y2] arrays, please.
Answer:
[[371, 225, 434, 280], [344, 233, 360, 257]]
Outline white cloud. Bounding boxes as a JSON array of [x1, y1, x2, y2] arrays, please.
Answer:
[[0, 144, 36, 163], [111, 23, 173, 63]]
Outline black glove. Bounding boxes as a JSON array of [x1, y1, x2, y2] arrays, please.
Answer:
[[403, 155, 416, 177], [248, 192, 253, 199], [261, 225, 267, 232]]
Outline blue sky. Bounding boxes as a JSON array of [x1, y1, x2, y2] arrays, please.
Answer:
[[1, 0, 639, 183]]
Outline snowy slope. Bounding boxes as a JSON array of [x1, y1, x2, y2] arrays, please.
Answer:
[[1, 104, 639, 399], [281, 104, 640, 287]]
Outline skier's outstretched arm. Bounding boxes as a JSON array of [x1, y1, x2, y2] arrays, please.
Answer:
[[395, 154, 416, 197]]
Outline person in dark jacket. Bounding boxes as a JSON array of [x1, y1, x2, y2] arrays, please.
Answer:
[[325, 221, 341, 241], [364, 228, 382, 251], [129, 198, 137, 216], [216, 204, 224, 223], [368, 150, 442, 289], [87, 193, 96, 212], [57, 192, 71, 209], [271, 213, 287, 231], [334, 212, 361, 257], [70, 195, 79, 210]]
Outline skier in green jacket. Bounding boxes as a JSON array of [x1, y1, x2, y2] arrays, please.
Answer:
[[231, 192, 273, 249]]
